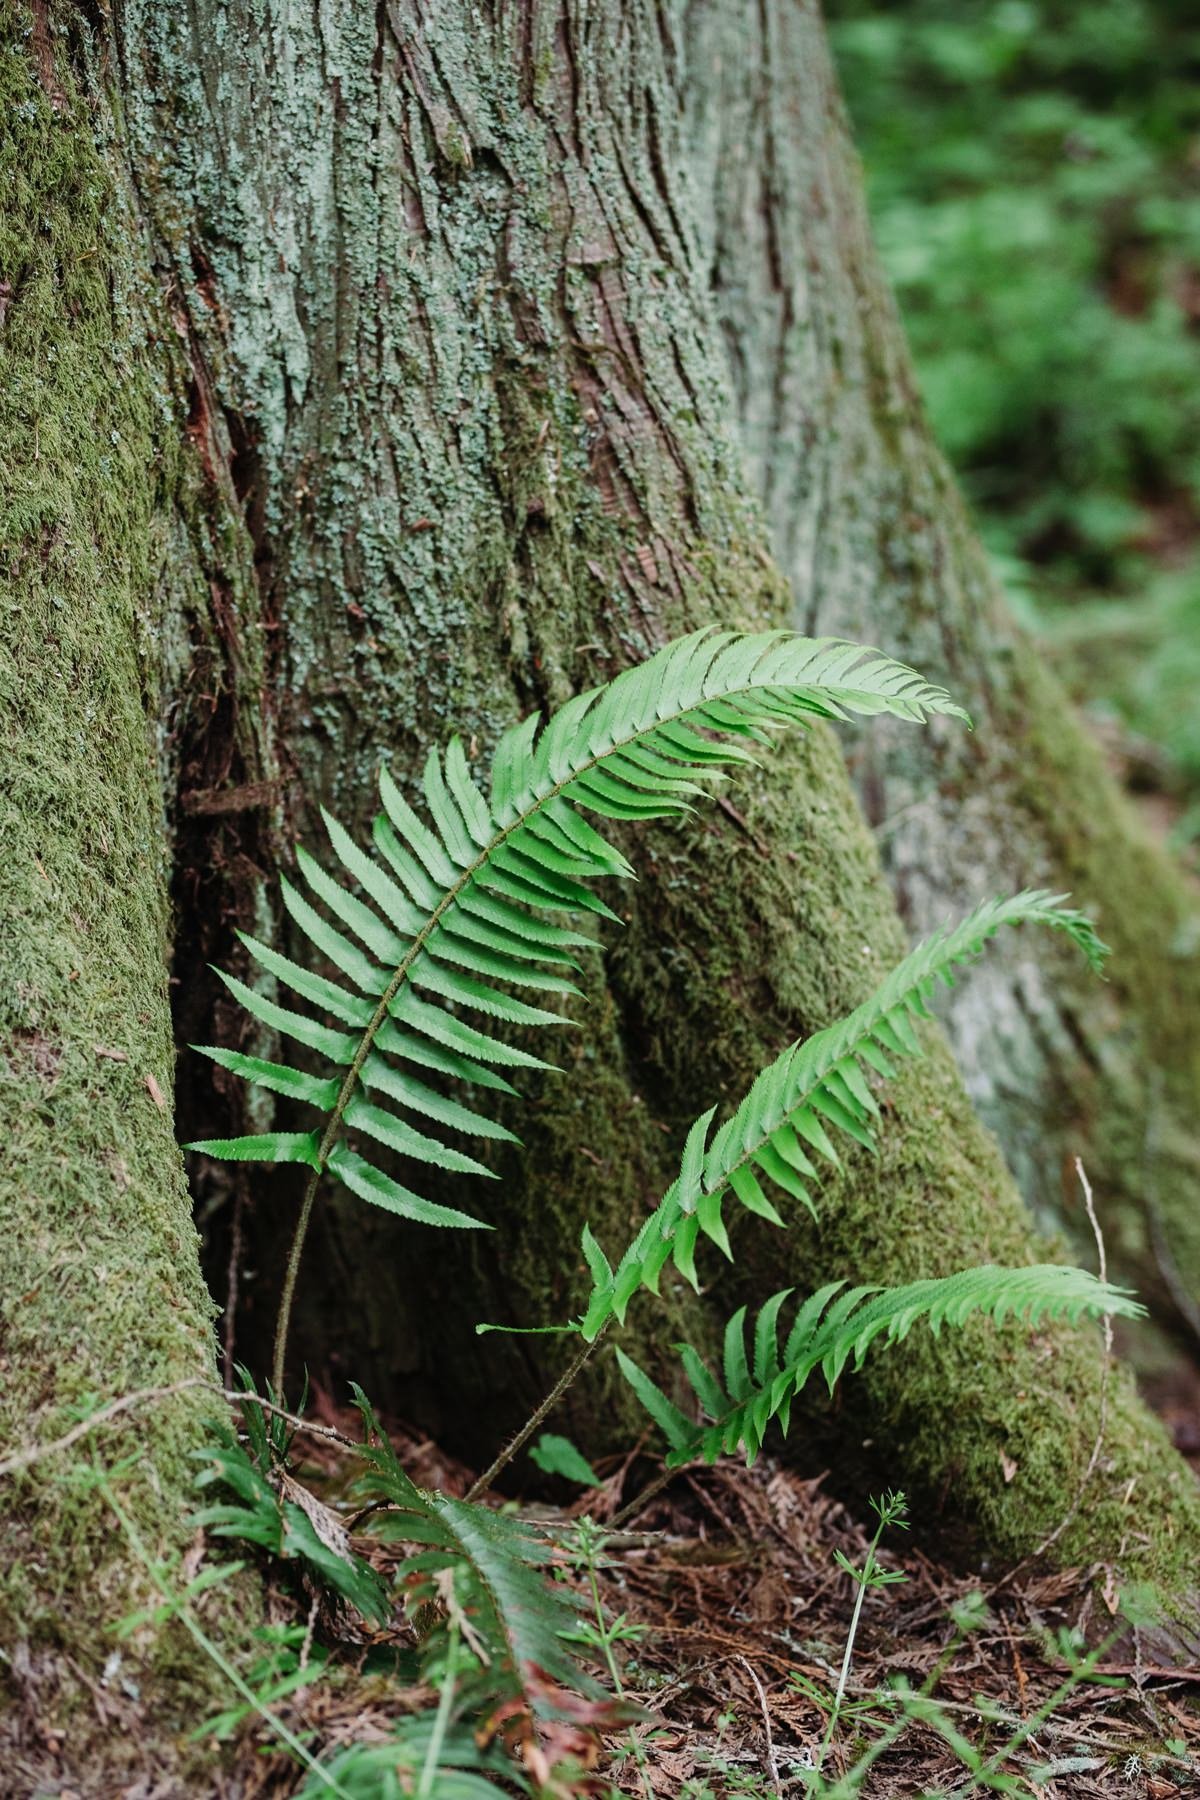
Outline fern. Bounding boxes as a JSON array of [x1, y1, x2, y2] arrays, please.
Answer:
[[192, 1424, 391, 1626], [184, 629, 963, 1384], [577, 890, 1109, 1339], [294, 1715, 522, 1799], [616, 1264, 1143, 1467], [350, 1389, 598, 1718]]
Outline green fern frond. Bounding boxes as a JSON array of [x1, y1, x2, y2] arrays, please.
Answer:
[[187, 629, 964, 1234], [580, 890, 1108, 1337], [295, 1716, 523, 1799], [350, 1389, 596, 1714], [192, 1426, 391, 1625], [618, 1264, 1142, 1467]]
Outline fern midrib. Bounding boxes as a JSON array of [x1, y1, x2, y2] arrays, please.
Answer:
[[613, 1020, 884, 1298]]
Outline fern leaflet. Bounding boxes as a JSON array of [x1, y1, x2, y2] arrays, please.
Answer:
[[617, 1264, 1143, 1466], [578, 890, 1108, 1338], [350, 1390, 598, 1716]]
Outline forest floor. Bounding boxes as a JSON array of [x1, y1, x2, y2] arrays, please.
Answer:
[[218, 1398, 1200, 1800]]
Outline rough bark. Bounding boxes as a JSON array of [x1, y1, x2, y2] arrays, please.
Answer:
[[113, 0, 1200, 1619], [694, 0, 1200, 1372], [4, 0, 1200, 1773]]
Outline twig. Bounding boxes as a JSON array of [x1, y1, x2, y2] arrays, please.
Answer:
[[225, 1390, 362, 1450], [0, 1379, 214, 1478], [0, 1379, 361, 1480], [736, 1654, 782, 1797], [988, 1158, 1111, 1594]]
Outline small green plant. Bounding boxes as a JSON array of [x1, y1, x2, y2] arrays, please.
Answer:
[[184, 628, 1139, 1790], [820, 1491, 909, 1772], [192, 1389, 391, 1628]]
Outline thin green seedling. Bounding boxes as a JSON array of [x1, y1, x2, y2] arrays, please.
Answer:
[[417, 1611, 463, 1800], [564, 1516, 653, 1798], [816, 1491, 909, 1774], [85, 1454, 350, 1799], [811, 1591, 990, 1797]]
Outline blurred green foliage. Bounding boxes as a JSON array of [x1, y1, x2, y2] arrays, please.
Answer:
[[830, 0, 1200, 808]]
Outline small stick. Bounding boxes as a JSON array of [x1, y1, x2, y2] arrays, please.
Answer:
[[736, 1654, 782, 1798], [0, 1379, 361, 1479]]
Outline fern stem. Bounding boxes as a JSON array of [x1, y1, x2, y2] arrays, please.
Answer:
[[271, 868, 480, 1396], [465, 1334, 598, 1501], [609, 1462, 680, 1530], [272, 1165, 321, 1399]]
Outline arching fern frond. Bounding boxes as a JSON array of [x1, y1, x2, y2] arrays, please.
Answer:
[[579, 891, 1108, 1338], [187, 630, 964, 1247], [617, 1264, 1142, 1467]]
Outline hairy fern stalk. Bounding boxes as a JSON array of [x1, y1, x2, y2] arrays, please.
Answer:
[[186, 629, 967, 1388]]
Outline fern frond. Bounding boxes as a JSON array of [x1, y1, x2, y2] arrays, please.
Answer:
[[295, 1716, 523, 1799], [580, 890, 1108, 1337], [618, 1264, 1142, 1467], [192, 1426, 391, 1625], [188, 630, 964, 1235], [350, 1390, 596, 1714]]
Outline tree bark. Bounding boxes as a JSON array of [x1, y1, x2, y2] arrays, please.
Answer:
[[695, 0, 1200, 1373], [4, 0, 1200, 1773], [0, 4, 255, 1770]]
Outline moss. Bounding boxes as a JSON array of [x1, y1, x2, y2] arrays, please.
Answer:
[[0, 3, 234, 1749], [95, 0, 1200, 1645]]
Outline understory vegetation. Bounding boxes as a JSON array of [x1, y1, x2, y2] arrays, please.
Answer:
[[830, 0, 1200, 846], [48, 630, 1164, 1795]]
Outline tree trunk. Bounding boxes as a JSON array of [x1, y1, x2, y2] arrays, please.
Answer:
[[695, 0, 1200, 1372], [0, 3, 262, 1770], [4, 0, 1200, 1773]]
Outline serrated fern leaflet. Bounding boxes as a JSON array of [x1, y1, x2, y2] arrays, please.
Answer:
[[184, 629, 965, 1386], [578, 890, 1109, 1339], [617, 1264, 1142, 1467]]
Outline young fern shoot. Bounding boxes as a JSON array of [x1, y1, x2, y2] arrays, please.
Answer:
[[185, 630, 966, 1395]]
